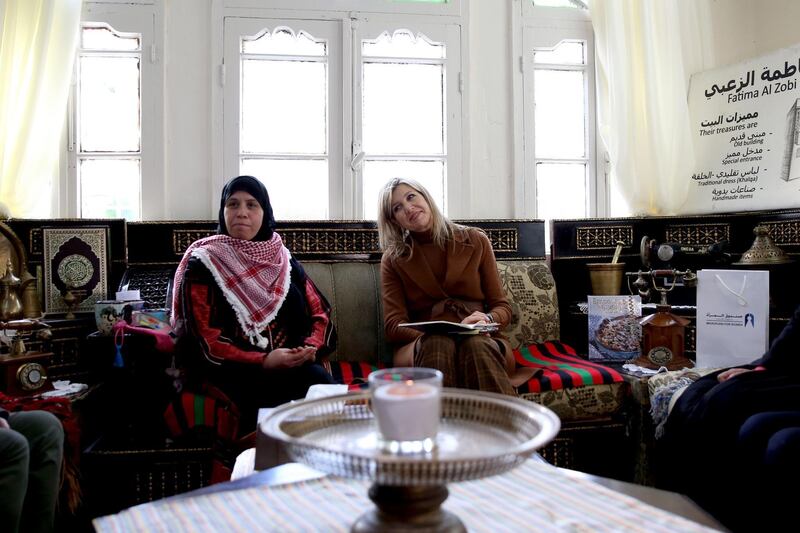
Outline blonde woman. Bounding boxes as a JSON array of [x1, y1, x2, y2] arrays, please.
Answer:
[[377, 177, 518, 395]]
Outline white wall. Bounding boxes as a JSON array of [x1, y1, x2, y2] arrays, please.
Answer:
[[466, 0, 513, 218], [156, 0, 800, 220], [163, 0, 212, 219], [707, 0, 800, 68]]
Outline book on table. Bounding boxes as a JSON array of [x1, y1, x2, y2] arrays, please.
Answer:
[[587, 295, 642, 361], [399, 321, 499, 335]]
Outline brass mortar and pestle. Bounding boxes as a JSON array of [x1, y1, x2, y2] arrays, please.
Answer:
[[587, 241, 626, 295]]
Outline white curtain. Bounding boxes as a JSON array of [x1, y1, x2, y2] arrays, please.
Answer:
[[591, 0, 714, 215], [0, 0, 82, 217]]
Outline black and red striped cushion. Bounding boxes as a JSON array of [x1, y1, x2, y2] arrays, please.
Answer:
[[514, 341, 624, 393], [324, 360, 386, 390]]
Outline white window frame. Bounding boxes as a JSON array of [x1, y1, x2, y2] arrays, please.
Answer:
[[222, 18, 344, 219], [511, 0, 603, 220], [354, 16, 462, 218], [63, 0, 165, 220], [211, 0, 466, 219]]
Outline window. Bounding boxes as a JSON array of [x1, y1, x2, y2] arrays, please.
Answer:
[[359, 28, 450, 220], [229, 21, 339, 220], [219, 3, 463, 220], [514, 1, 598, 248], [532, 39, 591, 223], [65, 2, 163, 220]]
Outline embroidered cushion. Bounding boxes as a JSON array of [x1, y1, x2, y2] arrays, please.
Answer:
[[496, 261, 560, 348]]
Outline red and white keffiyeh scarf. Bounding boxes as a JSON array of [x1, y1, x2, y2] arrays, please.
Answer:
[[171, 234, 292, 348]]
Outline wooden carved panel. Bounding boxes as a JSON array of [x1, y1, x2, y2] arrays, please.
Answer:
[[168, 225, 522, 257], [30, 228, 43, 256], [760, 220, 800, 246], [665, 224, 730, 246], [121, 267, 176, 308], [576, 226, 633, 250], [484, 229, 518, 252], [173, 230, 215, 256], [281, 229, 380, 255]]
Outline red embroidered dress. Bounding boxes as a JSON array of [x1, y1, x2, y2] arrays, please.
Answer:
[[173, 234, 337, 428], [179, 256, 335, 366]]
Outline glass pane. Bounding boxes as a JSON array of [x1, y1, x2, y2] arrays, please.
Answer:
[[80, 159, 141, 220], [534, 69, 585, 158], [81, 25, 140, 51], [242, 27, 326, 56], [533, 41, 585, 65], [363, 63, 444, 155], [536, 163, 586, 221], [79, 56, 140, 152], [362, 160, 445, 219], [240, 159, 328, 219], [362, 31, 445, 59], [241, 59, 326, 154]]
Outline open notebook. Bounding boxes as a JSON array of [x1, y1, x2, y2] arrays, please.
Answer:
[[399, 321, 499, 335]]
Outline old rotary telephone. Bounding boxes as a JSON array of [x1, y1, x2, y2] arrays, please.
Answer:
[[624, 236, 720, 370]]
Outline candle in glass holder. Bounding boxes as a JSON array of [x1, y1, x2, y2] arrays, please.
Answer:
[[369, 367, 443, 454]]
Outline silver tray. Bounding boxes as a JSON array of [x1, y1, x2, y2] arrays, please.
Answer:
[[261, 388, 560, 486]]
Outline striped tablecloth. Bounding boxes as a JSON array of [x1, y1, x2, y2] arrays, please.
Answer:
[[94, 459, 720, 532]]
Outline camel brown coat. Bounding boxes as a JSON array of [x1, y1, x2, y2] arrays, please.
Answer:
[[380, 227, 516, 374]]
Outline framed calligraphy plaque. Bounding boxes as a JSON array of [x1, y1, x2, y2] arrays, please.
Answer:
[[43, 227, 109, 314]]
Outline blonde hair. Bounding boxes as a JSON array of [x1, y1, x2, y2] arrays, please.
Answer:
[[377, 178, 465, 258]]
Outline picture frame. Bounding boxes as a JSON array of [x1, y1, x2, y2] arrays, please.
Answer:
[[43, 227, 109, 314]]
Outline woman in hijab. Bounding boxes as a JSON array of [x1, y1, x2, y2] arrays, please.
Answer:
[[171, 175, 335, 431]]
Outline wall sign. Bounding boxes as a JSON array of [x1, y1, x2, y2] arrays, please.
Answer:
[[686, 43, 800, 213]]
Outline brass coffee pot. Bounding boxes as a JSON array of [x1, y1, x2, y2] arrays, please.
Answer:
[[0, 259, 32, 321], [19, 270, 42, 318]]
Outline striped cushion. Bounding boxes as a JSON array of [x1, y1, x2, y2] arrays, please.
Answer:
[[324, 360, 386, 391], [326, 345, 627, 421], [515, 341, 624, 393], [327, 342, 623, 395], [163, 388, 239, 442]]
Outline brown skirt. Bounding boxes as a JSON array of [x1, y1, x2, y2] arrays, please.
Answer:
[[412, 334, 516, 395]]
